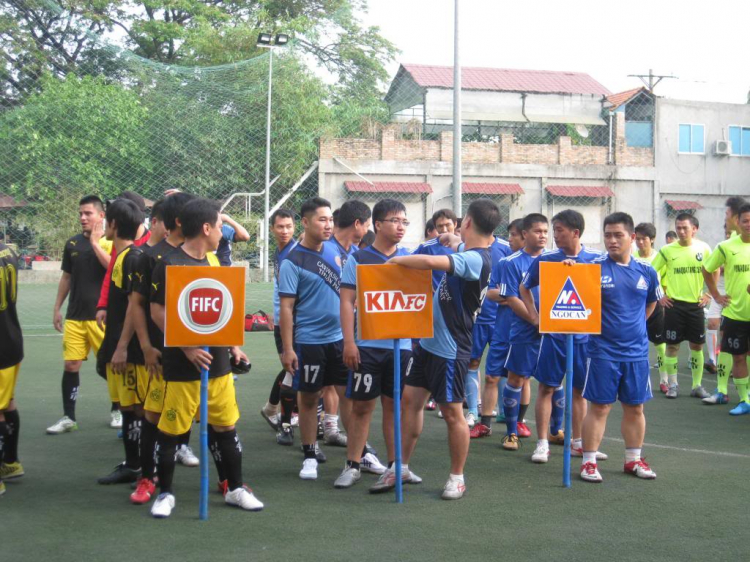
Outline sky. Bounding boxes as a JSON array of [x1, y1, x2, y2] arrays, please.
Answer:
[[361, 0, 750, 104]]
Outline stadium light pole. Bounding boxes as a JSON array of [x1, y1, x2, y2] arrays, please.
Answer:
[[452, 0, 462, 217], [257, 33, 289, 282]]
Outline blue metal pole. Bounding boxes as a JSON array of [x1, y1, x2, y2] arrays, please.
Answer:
[[563, 334, 574, 488], [393, 339, 403, 503], [199, 346, 209, 520]]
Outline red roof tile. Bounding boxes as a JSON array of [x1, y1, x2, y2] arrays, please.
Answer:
[[344, 181, 432, 194], [665, 199, 703, 211], [546, 186, 614, 197], [401, 64, 610, 96], [462, 183, 524, 195], [606, 87, 649, 110], [0, 194, 27, 209]]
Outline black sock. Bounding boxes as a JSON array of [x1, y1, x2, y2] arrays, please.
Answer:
[[111, 402, 119, 412], [269, 369, 285, 406], [62, 371, 80, 421], [387, 461, 394, 469], [121, 411, 141, 470], [3, 410, 20, 464], [481, 415, 493, 428], [360, 445, 368, 458], [0, 421, 7, 466], [317, 399, 324, 421], [280, 385, 296, 425], [156, 432, 179, 494], [208, 426, 226, 482], [140, 419, 158, 480], [215, 429, 243, 491], [178, 428, 191, 447], [302, 443, 317, 460], [518, 403, 529, 422], [346, 459, 360, 470]]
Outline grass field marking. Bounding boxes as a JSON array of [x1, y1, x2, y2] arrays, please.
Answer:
[[601, 436, 750, 459]]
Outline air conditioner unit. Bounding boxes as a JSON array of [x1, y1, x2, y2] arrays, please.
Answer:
[[714, 139, 732, 156]]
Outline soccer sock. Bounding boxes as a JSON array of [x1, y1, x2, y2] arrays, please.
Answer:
[[518, 402, 529, 423], [572, 438, 583, 450], [279, 384, 296, 425], [324, 414, 339, 433], [717, 351, 733, 395], [302, 443, 317, 460], [111, 402, 118, 412], [61, 370, 80, 421], [156, 432, 179, 494], [690, 349, 704, 388], [3, 410, 20, 464], [140, 419, 158, 480], [215, 429, 243, 491], [625, 448, 642, 463], [582, 451, 597, 465], [706, 330, 718, 365], [0, 422, 7, 466], [656, 343, 668, 382], [664, 356, 678, 386], [208, 425, 227, 482], [121, 411, 141, 470], [550, 385, 565, 435], [502, 383, 522, 435], [449, 473, 464, 483], [267, 369, 286, 408], [735, 377, 749, 404], [480, 415, 493, 428], [346, 459, 360, 471], [537, 439, 549, 450], [178, 428, 191, 448], [465, 369, 480, 417]]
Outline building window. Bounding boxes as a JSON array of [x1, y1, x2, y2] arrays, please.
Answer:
[[678, 124, 705, 154], [729, 126, 750, 156]]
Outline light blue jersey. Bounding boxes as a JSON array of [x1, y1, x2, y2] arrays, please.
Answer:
[[500, 250, 540, 344], [273, 240, 298, 321], [475, 236, 512, 325], [412, 238, 455, 290]]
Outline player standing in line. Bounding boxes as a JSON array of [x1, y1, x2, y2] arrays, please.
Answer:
[[651, 214, 716, 399], [382, 199, 501, 500], [47, 195, 113, 435], [0, 241, 24, 493], [665, 231, 677, 245], [335, 199, 414, 488], [150, 198, 261, 517], [702, 203, 750, 415], [499, 214, 548, 451], [579, 212, 661, 483], [471, 219, 524, 439], [424, 219, 437, 241], [216, 213, 250, 266], [520, 210, 606, 463]]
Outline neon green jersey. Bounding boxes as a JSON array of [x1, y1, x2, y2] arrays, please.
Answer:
[[637, 249, 665, 283], [703, 235, 750, 321], [651, 239, 712, 302]]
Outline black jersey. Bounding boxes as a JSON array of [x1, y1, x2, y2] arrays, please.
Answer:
[[134, 239, 177, 350], [150, 247, 231, 382], [61, 233, 110, 321], [102, 244, 144, 365], [0, 243, 23, 369]]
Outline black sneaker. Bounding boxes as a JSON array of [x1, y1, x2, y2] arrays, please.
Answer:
[[276, 423, 294, 446], [301, 442, 326, 463], [98, 463, 141, 485]]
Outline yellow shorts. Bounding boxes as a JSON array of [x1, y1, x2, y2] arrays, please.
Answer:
[[0, 363, 20, 410], [106, 364, 145, 408], [63, 320, 104, 361], [158, 373, 239, 436], [138, 370, 166, 414]]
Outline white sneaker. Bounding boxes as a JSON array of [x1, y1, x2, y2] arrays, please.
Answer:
[[151, 493, 176, 518], [334, 466, 361, 488], [300, 458, 318, 480], [110, 410, 122, 429], [441, 478, 466, 500], [531, 444, 550, 464], [176, 445, 199, 467], [360, 452, 386, 475], [47, 416, 78, 435], [465, 412, 477, 429], [437, 409, 443, 419], [580, 462, 603, 483], [324, 430, 347, 447], [225, 485, 264, 511], [291, 413, 299, 427]]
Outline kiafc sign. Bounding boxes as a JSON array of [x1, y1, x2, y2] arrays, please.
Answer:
[[363, 290, 427, 313]]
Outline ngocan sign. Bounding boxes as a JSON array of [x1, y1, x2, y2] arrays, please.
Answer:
[[539, 262, 601, 335], [356, 264, 433, 340], [165, 266, 245, 347]]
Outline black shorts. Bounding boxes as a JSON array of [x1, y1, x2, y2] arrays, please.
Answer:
[[292, 340, 349, 393], [274, 326, 283, 355], [647, 301, 666, 345], [346, 347, 412, 401], [405, 345, 468, 404], [664, 300, 705, 345], [721, 317, 750, 355]]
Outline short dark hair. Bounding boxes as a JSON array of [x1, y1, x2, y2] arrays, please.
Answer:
[[359, 230, 376, 248], [456, 217, 463, 229], [508, 218, 524, 234], [106, 199, 142, 240], [119, 190, 147, 213], [465, 199, 501, 236], [79, 194, 104, 212], [634, 222, 656, 239], [522, 213, 548, 232], [162, 192, 195, 231], [432, 208, 457, 225], [738, 203, 750, 219], [666, 230, 677, 240], [180, 198, 220, 239], [338, 200, 372, 229], [424, 218, 435, 238], [332, 209, 340, 227], [726, 196, 747, 217], [150, 199, 165, 221], [372, 199, 406, 223], [603, 212, 634, 233], [300, 197, 331, 219], [271, 208, 294, 226], [552, 209, 585, 237], [675, 212, 699, 228]]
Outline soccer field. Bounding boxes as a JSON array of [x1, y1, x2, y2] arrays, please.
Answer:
[[4, 283, 749, 561]]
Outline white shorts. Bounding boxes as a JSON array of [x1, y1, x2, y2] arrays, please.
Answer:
[[706, 277, 724, 320]]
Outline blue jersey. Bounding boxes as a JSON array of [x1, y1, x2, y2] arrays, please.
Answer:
[[278, 242, 343, 345], [587, 255, 662, 361], [341, 244, 412, 351], [412, 238, 455, 290], [490, 256, 513, 344], [216, 224, 236, 266], [500, 250, 540, 344], [421, 248, 492, 360], [475, 237, 512, 325], [273, 240, 298, 321], [327, 236, 357, 269], [522, 246, 604, 342]]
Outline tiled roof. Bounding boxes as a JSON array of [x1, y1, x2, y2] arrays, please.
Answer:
[[0, 193, 27, 209], [462, 183, 524, 195], [401, 63, 610, 96], [344, 181, 433, 194], [606, 87, 649, 110], [665, 199, 703, 211], [546, 185, 614, 197]]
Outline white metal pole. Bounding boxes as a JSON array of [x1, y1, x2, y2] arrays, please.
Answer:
[[264, 48, 273, 282], [452, 0, 462, 216]]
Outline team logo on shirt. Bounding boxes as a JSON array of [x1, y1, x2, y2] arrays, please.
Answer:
[[550, 277, 591, 320], [695, 252, 703, 261], [363, 290, 428, 313], [636, 275, 648, 290], [177, 278, 234, 334]]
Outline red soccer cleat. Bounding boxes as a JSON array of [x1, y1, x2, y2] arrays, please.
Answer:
[[517, 422, 532, 438], [659, 382, 669, 394], [623, 458, 657, 479], [130, 478, 156, 504], [425, 399, 437, 411], [469, 423, 492, 439]]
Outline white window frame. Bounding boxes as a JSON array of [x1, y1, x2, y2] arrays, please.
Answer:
[[728, 124, 750, 157], [678, 123, 705, 155]]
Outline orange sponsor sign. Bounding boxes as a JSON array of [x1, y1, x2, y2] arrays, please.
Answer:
[[356, 264, 433, 340], [539, 262, 601, 335], [165, 266, 246, 347]]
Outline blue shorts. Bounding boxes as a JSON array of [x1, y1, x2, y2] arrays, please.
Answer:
[[582, 357, 652, 405], [534, 336, 587, 390], [485, 340, 509, 378], [405, 345, 467, 404], [504, 341, 541, 379], [471, 323, 494, 361]]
